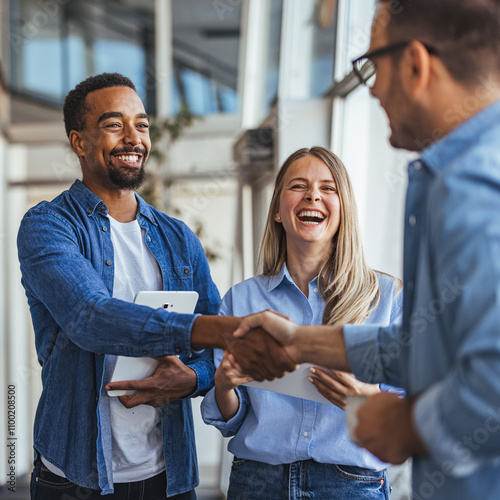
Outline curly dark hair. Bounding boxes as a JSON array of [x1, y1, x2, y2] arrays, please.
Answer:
[[63, 73, 136, 137]]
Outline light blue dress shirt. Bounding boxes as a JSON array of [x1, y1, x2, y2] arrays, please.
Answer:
[[201, 265, 402, 470], [344, 100, 500, 499]]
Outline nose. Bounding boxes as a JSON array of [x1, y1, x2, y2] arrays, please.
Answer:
[[305, 187, 321, 202], [123, 123, 141, 146]]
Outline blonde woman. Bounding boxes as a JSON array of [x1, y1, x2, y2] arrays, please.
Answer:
[[201, 147, 402, 499]]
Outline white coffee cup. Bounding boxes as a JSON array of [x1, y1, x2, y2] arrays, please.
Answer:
[[345, 394, 369, 445]]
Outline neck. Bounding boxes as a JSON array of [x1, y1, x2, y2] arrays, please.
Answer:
[[285, 242, 331, 296], [427, 76, 500, 144], [83, 179, 138, 222]]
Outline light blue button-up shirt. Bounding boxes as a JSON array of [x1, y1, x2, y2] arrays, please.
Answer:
[[201, 265, 402, 469], [344, 100, 500, 499]]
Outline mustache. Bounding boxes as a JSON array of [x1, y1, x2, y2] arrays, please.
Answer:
[[109, 146, 147, 157]]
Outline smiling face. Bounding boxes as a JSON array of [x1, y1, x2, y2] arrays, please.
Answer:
[[69, 85, 151, 193], [275, 155, 341, 256], [368, 4, 424, 151]]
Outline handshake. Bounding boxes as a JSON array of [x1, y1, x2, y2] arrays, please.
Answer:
[[105, 310, 348, 406], [103, 311, 301, 408], [217, 310, 302, 381]]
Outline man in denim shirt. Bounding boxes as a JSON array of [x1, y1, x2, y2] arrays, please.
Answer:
[[18, 73, 294, 499], [235, 1, 500, 499]]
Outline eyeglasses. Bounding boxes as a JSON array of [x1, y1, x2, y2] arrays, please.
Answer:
[[352, 41, 438, 88]]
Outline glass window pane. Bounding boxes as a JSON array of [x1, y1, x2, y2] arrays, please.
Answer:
[[10, 0, 65, 102], [264, 0, 283, 111], [310, 0, 338, 97], [9, 0, 155, 110], [172, 0, 241, 116]]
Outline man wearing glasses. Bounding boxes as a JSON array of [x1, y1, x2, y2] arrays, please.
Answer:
[[236, 0, 500, 498]]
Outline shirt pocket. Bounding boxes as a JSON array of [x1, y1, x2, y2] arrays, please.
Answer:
[[167, 265, 194, 291]]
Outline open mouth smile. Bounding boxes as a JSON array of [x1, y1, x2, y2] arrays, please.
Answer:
[[112, 153, 143, 168], [296, 210, 326, 225]]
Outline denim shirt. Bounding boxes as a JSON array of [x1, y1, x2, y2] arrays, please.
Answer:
[[17, 180, 220, 496], [201, 265, 402, 470], [344, 100, 500, 499]]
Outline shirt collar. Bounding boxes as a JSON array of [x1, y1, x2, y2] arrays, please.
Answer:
[[267, 262, 319, 292], [69, 179, 157, 225], [420, 99, 500, 174], [70, 179, 105, 215], [135, 193, 158, 225]]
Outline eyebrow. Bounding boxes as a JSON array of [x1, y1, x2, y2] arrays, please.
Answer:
[[97, 111, 150, 124], [287, 177, 336, 184]]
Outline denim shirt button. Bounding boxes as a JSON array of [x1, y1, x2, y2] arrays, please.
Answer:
[[142, 350, 148, 355], [87, 209, 92, 215], [175, 346, 181, 354], [102, 226, 107, 232], [105, 260, 112, 266], [184, 268, 189, 275], [100, 205, 106, 211]]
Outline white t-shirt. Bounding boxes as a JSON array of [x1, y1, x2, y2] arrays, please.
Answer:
[[43, 216, 165, 481], [107, 215, 165, 482]]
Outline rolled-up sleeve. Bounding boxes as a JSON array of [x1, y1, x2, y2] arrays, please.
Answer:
[[201, 386, 250, 437]]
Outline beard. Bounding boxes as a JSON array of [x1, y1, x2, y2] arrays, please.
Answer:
[[108, 163, 146, 190], [107, 146, 147, 190]]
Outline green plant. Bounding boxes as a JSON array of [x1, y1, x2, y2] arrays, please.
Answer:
[[140, 107, 222, 263]]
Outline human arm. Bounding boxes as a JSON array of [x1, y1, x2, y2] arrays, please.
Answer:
[[213, 351, 253, 421], [104, 313, 296, 407], [347, 167, 500, 471], [404, 170, 500, 475], [17, 210, 294, 380], [233, 310, 351, 370], [17, 209, 196, 358], [192, 314, 296, 380]]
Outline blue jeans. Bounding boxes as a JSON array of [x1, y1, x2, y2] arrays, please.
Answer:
[[227, 458, 390, 500], [30, 461, 196, 500]]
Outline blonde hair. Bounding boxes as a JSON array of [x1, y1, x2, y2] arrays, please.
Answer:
[[259, 146, 392, 326]]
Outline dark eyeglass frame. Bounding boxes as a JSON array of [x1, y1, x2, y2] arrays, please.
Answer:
[[352, 41, 438, 88]]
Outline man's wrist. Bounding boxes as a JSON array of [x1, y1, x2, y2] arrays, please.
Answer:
[[191, 315, 240, 350], [294, 325, 349, 371], [407, 397, 429, 457], [184, 365, 198, 397]]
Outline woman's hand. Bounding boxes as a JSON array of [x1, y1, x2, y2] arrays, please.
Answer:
[[215, 351, 254, 392], [214, 351, 253, 422], [308, 367, 380, 410]]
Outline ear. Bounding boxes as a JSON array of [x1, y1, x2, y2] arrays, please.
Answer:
[[274, 213, 282, 223], [401, 41, 432, 97], [69, 130, 86, 157]]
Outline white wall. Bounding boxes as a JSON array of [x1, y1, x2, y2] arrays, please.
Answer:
[[0, 133, 6, 484], [1, 144, 36, 484], [339, 86, 411, 279]]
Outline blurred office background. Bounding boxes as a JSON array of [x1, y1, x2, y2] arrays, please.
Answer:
[[0, 0, 412, 497]]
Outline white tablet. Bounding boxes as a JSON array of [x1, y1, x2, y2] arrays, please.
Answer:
[[244, 363, 333, 405], [107, 290, 199, 396]]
